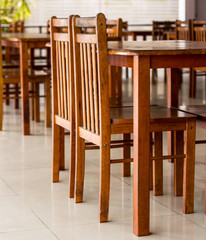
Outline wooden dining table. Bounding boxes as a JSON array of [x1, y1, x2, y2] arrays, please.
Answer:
[[108, 40, 206, 236], [1, 32, 50, 135]]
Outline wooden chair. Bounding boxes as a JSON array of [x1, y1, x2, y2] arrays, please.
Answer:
[[152, 21, 175, 84], [175, 20, 192, 40], [50, 16, 76, 198], [3, 21, 24, 109], [73, 13, 196, 223], [175, 20, 194, 97], [50, 16, 134, 200], [9, 21, 24, 33], [0, 25, 51, 129], [106, 18, 122, 41], [188, 20, 206, 98]]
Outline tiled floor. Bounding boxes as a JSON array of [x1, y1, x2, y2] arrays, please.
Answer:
[[0, 70, 206, 239]]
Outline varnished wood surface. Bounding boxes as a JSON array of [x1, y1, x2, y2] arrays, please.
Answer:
[[110, 106, 196, 124], [1, 32, 51, 135], [178, 105, 206, 121], [2, 33, 50, 42], [108, 40, 206, 56], [107, 36, 200, 237]]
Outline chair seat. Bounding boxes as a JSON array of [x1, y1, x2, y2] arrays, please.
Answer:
[[3, 68, 51, 84], [111, 106, 196, 124], [178, 105, 206, 121]]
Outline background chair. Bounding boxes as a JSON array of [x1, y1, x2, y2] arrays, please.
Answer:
[[175, 20, 193, 95], [50, 16, 76, 198], [189, 20, 206, 98], [3, 21, 24, 109], [152, 21, 175, 84]]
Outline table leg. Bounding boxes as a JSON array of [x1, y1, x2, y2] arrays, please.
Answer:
[[20, 41, 30, 135], [133, 55, 150, 236], [167, 68, 181, 162]]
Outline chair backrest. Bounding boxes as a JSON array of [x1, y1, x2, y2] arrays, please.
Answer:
[[106, 18, 122, 41], [175, 20, 192, 40], [122, 21, 128, 31], [9, 21, 24, 33], [152, 21, 175, 40], [50, 16, 74, 122], [191, 20, 206, 41], [84, 18, 123, 41], [73, 13, 110, 136]]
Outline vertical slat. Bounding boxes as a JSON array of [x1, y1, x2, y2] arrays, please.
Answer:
[[80, 43, 86, 128], [65, 42, 70, 121], [56, 41, 61, 116], [61, 41, 68, 119], [92, 44, 99, 134], [83, 43, 91, 131], [87, 43, 95, 132], [58, 41, 64, 118]]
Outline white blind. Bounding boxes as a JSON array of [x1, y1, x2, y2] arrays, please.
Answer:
[[27, 0, 179, 25]]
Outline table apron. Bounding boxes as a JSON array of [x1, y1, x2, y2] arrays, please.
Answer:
[[1, 40, 48, 49], [1, 40, 20, 48], [108, 54, 206, 69]]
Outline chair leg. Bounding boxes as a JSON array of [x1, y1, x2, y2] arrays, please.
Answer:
[[149, 133, 153, 190], [125, 67, 129, 79], [164, 68, 167, 83], [34, 83, 40, 122], [69, 126, 76, 198], [14, 84, 19, 109], [109, 66, 122, 98], [75, 136, 85, 203], [152, 69, 157, 85], [117, 67, 122, 98], [44, 81, 51, 127], [168, 131, 175, 163], [174, 131, 184, 197], [5, 84, 10, 105], [122, 133, 131, 177], [52, 123, 61, 182], [30, 83, 35, 121], [99, 143, 110, 223], [153, 132, 163, 196], [183, 120, 196, 214], [189, 68, 196, 98], [59, 128, 65, 171]]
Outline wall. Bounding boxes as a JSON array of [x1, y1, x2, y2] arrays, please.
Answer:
[[196, 0, 206, 19], [27, 0, 179, 25]]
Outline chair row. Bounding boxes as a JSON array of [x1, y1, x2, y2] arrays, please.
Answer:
[[50, 13, 197, 223]]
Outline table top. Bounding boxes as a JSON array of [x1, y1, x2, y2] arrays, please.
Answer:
[[108, 40, 206, 56], [1, 32, 50, 42]]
